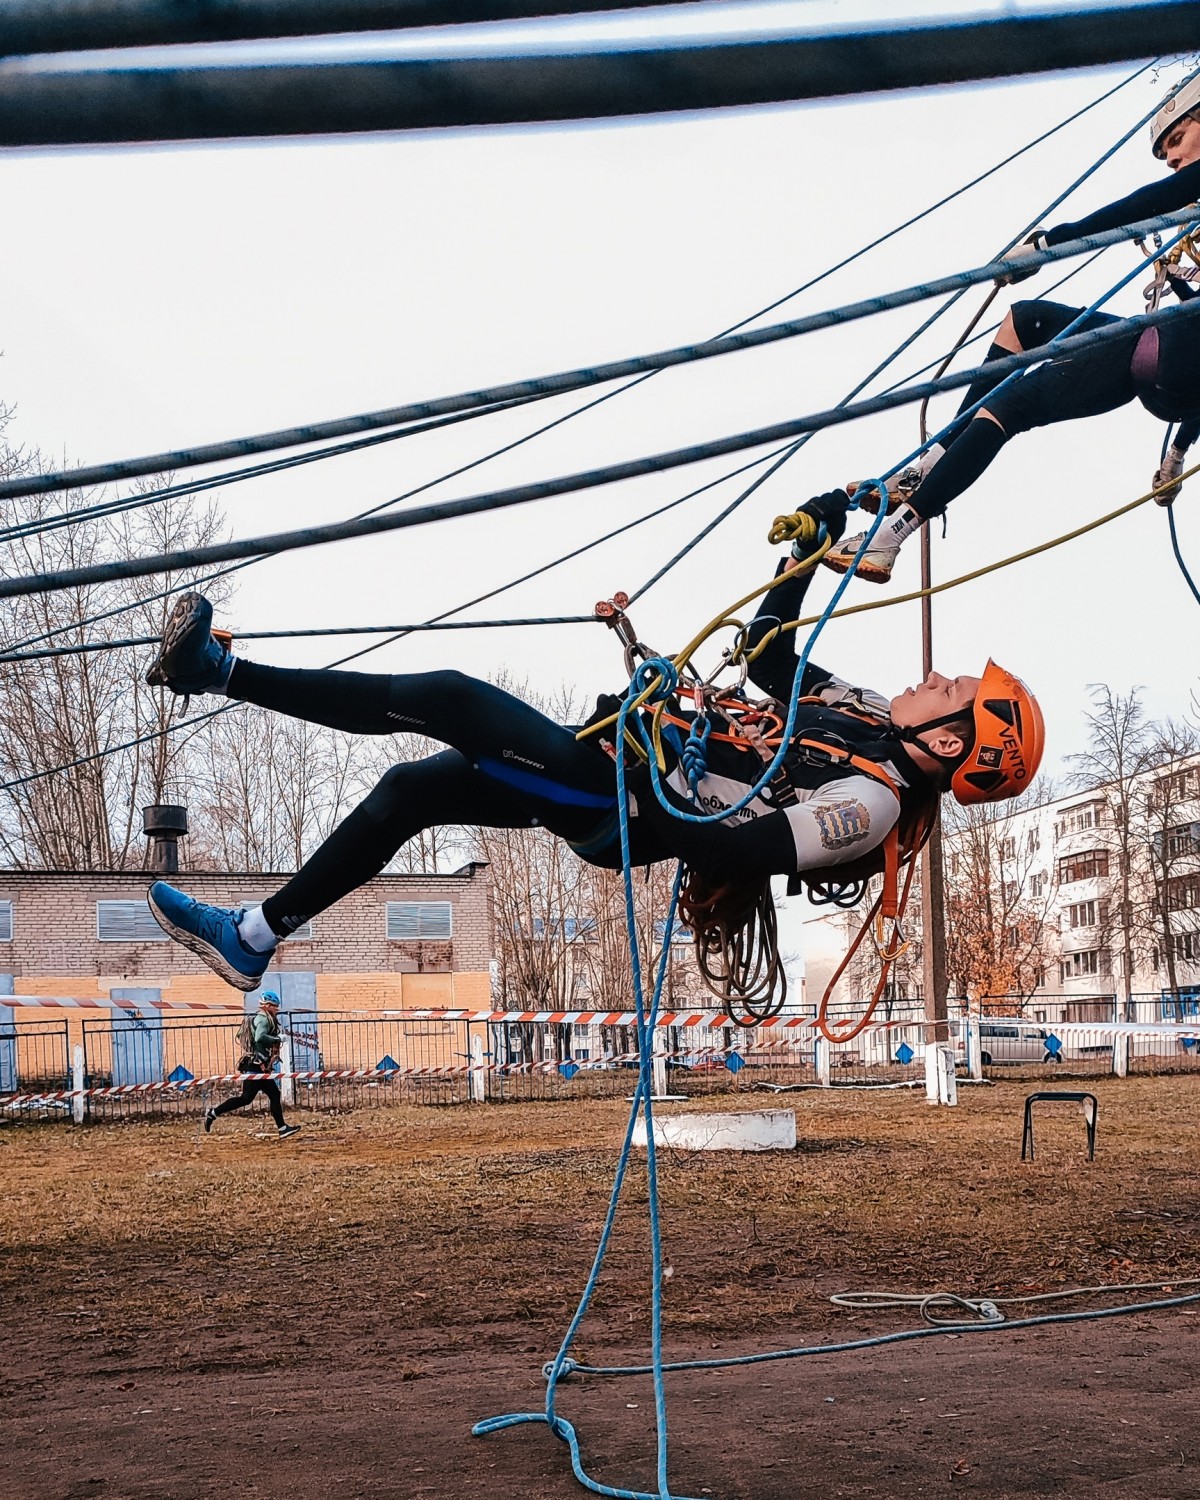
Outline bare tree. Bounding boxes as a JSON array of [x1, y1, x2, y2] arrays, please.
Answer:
[[0, 442, 233, 868], [942, 781, 1056, 1008], [1133, 722, 1200, 1008], [1068, 686, 1159, 1020]]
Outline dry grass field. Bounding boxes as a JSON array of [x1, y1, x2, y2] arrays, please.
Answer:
[[4, 1076, 1200, 1498]]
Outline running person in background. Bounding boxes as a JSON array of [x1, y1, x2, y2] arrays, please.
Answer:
[[142, 494, 1042, 996], [205, 992, 302, 1139], [820, 75, 1200, 585]]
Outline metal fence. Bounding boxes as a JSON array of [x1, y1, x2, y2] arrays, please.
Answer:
[[5, 997, 1200, 1124], [0, 1019, 71, 1117]]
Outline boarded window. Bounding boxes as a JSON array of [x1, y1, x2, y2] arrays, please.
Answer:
[[0, 901, 12, 941], [386, 901, 452, 941], [96, 900, 170, 943]]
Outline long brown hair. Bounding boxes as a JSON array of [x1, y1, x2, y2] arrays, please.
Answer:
[[678, 869, 786, 1025]]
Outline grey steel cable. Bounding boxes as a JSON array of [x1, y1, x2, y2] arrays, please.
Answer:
[[0, 205, 1186, 506], [0, 5, 1195, 147], [3, 287, 1195, 602]]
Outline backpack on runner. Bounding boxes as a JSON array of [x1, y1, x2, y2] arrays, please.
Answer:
[[234, 1014, 259, 1073]]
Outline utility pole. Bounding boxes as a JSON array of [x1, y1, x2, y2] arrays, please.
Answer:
[[919, 525, 954, 1103]]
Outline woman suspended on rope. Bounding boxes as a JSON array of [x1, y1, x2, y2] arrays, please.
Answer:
[[142, 492, 1041, 1014], [822, 75, 1200, 585]]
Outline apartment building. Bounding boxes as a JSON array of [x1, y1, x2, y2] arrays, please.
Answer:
[[802, 755, 1200, 1018]]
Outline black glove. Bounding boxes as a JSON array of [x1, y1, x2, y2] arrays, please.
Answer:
[[799, 488, 851, 545]]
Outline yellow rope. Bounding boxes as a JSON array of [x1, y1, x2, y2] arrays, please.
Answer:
[[772, 461, 1200, 636], [578, 461, 1197, 742], [575, 532, 831, 743]]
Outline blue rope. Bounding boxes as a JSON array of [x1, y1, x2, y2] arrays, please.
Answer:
[[557, 1288, 1200, 1379], [632, 485, 891, 827], [470, 78, 1191, 1499], [474, 662, 691, 1498], [1160, 423, 1200, 608]]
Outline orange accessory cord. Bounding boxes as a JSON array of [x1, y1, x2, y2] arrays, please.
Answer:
[[794, 749, 935, 1046]]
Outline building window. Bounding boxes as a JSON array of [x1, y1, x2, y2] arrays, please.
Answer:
[[1030, 873, 1045, 899], [1067, 899, 1102, 929], [1058, 849, 1109, 884], [1168, 931, 1200, 963], [1055, 801, 1104, 840], [1007, 927, 1020, 949], [1166, 823, 1200, 858], [530, 915, 598, 942], [96, 900, 170, 943], [1165, 875, 1200, 911], [1002, 880, 1018, 904], [1060, 949, 1106, 981], [655, 918, 693, 947], [1000, 836, 1016, 861], [386, 901, 452, 941], [1153, 769, 1200, 806], [0, 900, 12, 941], [1027, 828, 1041, 854]]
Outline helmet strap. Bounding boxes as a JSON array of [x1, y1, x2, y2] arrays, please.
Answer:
[[897, 712, 970, 770]]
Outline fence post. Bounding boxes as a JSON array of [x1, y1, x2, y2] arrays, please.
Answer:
[[651, 1044, 668, 1099], [279, 1034, 295, 1106], [967, 1016, 983, 1082], [469, 1033, 486, 1104], [814, 1034, 831, 1087], [1112, 1029, 1129, 1078], [72, 1043, 86, 1126], [925, 1041, 957, 1105]]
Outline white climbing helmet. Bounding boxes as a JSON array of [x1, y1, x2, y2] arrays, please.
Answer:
[[1151, 74, 1200, 159]]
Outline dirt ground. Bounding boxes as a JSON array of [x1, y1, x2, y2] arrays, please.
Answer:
[[4, 1076, 1200, 1499]]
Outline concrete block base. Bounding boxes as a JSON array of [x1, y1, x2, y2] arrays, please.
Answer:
[[633, 1108, 796, 1152]]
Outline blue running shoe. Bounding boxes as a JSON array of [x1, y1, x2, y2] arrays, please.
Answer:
[[145, 592, 233, 696], [147, 881, 271, 991]]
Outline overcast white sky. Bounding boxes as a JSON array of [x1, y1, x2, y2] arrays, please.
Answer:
[[0, 19, 1195, 987]]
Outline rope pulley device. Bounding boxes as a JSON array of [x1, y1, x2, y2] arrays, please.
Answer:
[[594, 590, 651, 678]]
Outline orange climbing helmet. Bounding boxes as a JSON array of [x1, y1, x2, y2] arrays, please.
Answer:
[[950, 659, 1045, 806]]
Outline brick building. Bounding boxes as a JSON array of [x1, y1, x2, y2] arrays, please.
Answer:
[[0, 863, 493, 1013]]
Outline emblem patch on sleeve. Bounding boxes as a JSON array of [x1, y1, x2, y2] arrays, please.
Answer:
[[812, 798, 871, 850]]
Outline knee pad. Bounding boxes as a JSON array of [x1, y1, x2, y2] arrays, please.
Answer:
[[1009, 299, 1075, 348], [359, 762, 415, 823]]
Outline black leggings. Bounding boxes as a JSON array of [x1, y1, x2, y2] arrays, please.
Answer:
[[226, 662, 663, 935], [911, 299, 1143, 521], [213, 1076, 285, 1128]]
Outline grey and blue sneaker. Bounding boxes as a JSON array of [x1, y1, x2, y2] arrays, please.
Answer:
[[147, 881, 271, 991], [145, 592, 233, 697]]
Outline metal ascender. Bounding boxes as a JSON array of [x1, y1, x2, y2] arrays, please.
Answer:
[[1140, 229, 1200, 312]]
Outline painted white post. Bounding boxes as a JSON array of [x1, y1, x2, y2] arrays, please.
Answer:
[[924, 1042, 958, 1105], [938, 1044, 958, 1106], [469, 1033, 486, 1104], [1112, 1028, 1129, 1078], [71, 1043, 86, 1125], [924, 1042, 940, 1103], [814, 1035, 831, 1087], [967, 1016, 983, 1082], [279, 1035, 295, 1106], [651, 1045, 668, 1099]]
